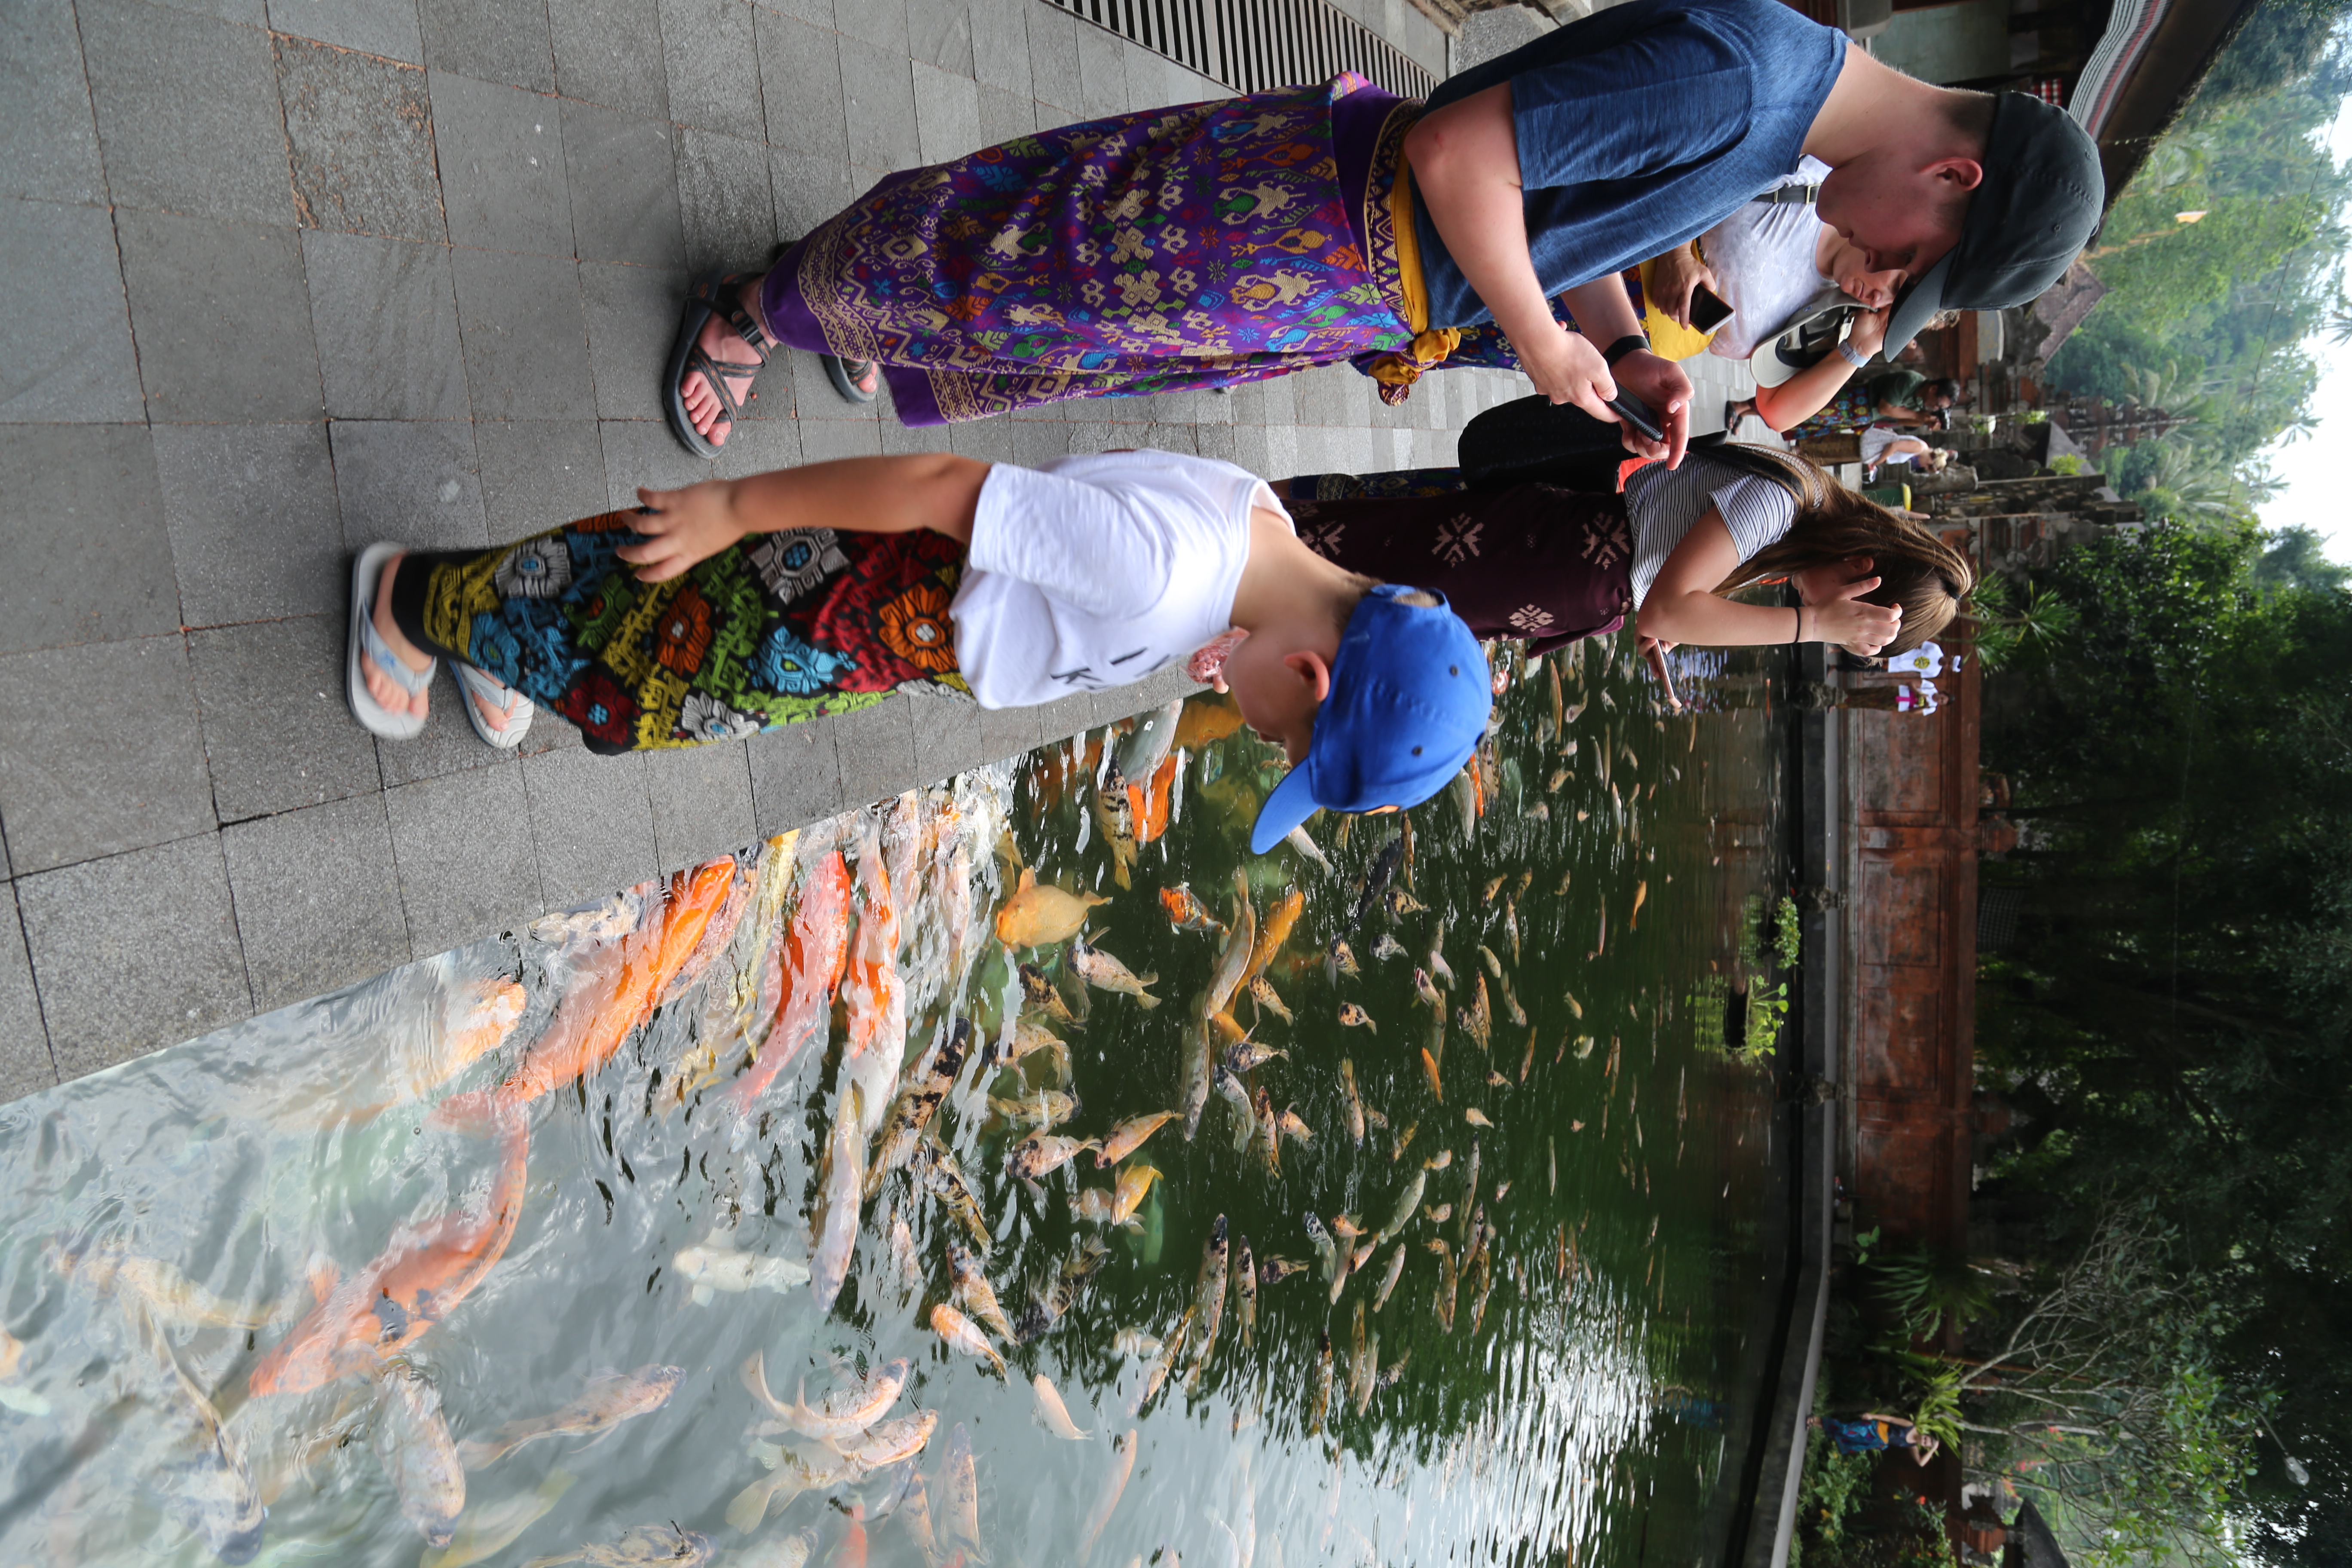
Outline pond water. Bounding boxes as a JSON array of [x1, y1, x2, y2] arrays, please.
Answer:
[[0, 635, 1791, 1568]]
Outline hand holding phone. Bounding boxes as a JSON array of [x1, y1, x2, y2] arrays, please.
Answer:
[[1688, 285, 1733, 333], [1605, 391, 1664, 442]]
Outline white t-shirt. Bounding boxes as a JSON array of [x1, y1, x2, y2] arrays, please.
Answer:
[[950, 451, 1277, 709], [1886, 640, 1944, 678], [1703, 158, 1835, 361], [1861, 424, 1920, 467], [1623, 452, 1800, 610]]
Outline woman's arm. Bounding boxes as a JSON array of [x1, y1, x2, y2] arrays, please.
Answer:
[[1634, 508, 1902, 653], [619, 455, 992, 582], [1752, 308, 1886, 432], [1405, 88, 1618, 421]]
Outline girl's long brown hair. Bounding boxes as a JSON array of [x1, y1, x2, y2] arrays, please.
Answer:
[[1684, 443, 1974, 656]]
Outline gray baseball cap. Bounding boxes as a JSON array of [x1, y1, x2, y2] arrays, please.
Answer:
[[1884, 91, 2104, 352]]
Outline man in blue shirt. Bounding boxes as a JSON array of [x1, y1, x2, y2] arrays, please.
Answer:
[[1405, 0, 2100, 467]]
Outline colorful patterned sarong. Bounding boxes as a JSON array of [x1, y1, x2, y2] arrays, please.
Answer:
[[390, 514, 970, 753], [762, 77, 1421, 425], [1784, 384, 1875, 438]]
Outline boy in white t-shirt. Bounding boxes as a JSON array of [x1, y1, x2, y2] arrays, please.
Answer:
[[348, 451, 1491, 848]]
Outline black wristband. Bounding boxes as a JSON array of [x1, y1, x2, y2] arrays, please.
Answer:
[[1602, 334, 1649, 367]]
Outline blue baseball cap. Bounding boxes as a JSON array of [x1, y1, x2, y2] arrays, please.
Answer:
[[1250, 586, 1492, 854]]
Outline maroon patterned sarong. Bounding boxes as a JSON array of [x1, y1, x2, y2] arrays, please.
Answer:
[[1289, 485, 1635, 655], [760, 77, 1421, 425]]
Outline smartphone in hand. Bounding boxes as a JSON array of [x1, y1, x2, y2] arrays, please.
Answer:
[[1605, 391, 1664, 442], [1689, 284, 1733, 333]]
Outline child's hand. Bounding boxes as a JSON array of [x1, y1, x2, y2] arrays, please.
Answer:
[[620, 482, 745, 582]]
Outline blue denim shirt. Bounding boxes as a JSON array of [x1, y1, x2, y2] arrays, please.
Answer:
[[1415, 0, 1846, 328]]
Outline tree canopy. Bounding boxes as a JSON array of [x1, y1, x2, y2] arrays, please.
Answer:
[[2045, 4, 2352, 523], [1978, 517, 2352, 1564]]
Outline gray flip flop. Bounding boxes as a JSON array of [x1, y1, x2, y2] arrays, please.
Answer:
[[347, 543, 435, 741], [453, 662, 533, 750]]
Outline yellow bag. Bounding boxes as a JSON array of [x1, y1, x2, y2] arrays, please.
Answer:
[[1634, 258, 1719, 361]]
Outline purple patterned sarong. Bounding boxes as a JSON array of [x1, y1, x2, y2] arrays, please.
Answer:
[[762, 77, 1420, 425]]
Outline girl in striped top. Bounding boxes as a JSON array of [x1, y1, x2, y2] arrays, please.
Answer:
[[1282, 444, 1971, 662]]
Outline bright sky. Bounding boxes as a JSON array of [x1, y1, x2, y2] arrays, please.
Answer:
[[2251, 97, 2352, 558]]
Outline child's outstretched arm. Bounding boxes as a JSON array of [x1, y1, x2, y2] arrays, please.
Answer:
[[619, 454, 991, 583]]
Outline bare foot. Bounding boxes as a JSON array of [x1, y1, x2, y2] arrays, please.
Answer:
[[459, 668, 529, 734], [827, 354, 879, 400], [364, 554, 432, 721], [680, 278, 773, 448]]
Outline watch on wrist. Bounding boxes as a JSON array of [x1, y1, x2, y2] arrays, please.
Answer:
[[1837, 340, 1868, 370], [1602, 334, 1650, 367]]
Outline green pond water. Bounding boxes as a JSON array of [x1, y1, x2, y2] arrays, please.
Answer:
[[0, 636, 1791, 1568]]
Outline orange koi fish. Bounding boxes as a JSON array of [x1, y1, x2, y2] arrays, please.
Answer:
[[1173, 695, 1246, 750], [1159, 885, 1225, 936], [723, 851, 854, 1117], [646, 859, 741, 1001], [841, 824, 906, 1139], [324, 975, 525, 1124], [658, 864, 748, 1006], [443, 860, 736, 1123], [249, 1112, 530, 1396], [1126, 753, 1181, 845], [1244, 888, 1305, 987], [1031, 734, 1103, 818]]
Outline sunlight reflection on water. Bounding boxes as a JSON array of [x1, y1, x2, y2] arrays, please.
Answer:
[[0, 638, 1788, 1568]]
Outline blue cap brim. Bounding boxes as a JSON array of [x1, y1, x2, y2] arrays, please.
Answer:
[[1250, 765, 1318, 854]]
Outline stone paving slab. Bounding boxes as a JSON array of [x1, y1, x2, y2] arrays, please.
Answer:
[[0, 0, 1749, 1100]]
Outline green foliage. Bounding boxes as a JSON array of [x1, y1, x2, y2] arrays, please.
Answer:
[[1852, 1225, 1883, 1268], [1965, 575, 2079, 671], [1864, 1245, 1995, 1340], [1740, 981, 1788, 1062], [2048, 453, 2088, 475], [1926, 1210, 2252, 1568], [2254, 524, 2352, 592], [1907, 1373, 1963, 1453], [1773, 895, 1803, 968], [1794, 1426, 1880, 1568], [1889, 1504, 1960, 1568], [2044, 10, 2352, 531], [1978, 507, 2352, 1560]]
